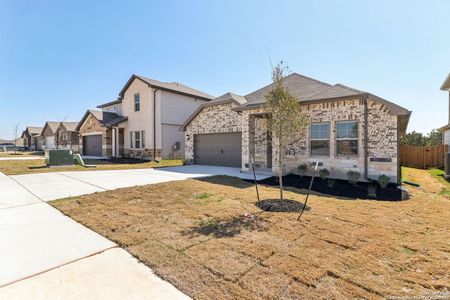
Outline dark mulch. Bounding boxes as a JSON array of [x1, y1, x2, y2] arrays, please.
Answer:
[[255, 199, 309, 212], [254, 174, 403, 201]]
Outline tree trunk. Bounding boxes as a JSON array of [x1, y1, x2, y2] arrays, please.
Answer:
[[278, 145, 284, 202]]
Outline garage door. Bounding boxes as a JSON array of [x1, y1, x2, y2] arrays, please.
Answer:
[[45, 136, 55, 150], [194, 132, 242, 167], [83, 135, 102, 157]]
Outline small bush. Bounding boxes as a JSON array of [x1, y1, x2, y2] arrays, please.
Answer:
[[327, 178, 336, 188], [347, 170, 361, 185], [378, 174, 390, 189], [319, 168, 330, 180], [297, 163, 308, 177], [367, 183, 377, 198]]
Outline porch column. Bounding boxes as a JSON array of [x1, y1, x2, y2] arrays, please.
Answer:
[[112, 128, 116, 157]]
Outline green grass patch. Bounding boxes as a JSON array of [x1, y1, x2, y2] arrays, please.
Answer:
[[427, 168, 450, 197]]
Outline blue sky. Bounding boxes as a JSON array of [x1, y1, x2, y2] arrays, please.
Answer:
[[0, 0, 449, 139]]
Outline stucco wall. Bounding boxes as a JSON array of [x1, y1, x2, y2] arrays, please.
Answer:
[[102, 103, 122, 115], [184, 102, 242, 163]]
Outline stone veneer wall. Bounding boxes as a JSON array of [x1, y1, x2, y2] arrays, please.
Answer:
[[184, 102, 242, 163], [78, 114, 112, 157], [55, 127, 80, 153], [242, 98, 399, 181], [124, 148, 162, 160]]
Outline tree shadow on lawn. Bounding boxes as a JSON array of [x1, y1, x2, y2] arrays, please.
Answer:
[[195, 175, 255, 189], [182, 213, 269, 238]]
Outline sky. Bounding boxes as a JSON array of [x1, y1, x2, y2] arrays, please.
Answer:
[[0, 0, 449, 139]]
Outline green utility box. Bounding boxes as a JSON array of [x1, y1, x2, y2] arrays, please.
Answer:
[[45, 149, 74, 166]]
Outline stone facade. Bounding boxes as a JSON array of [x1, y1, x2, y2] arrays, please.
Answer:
[[184, 102, 242, 163], [55, 127, 79, 153], [186, 97, 400, 182], [78, 114, 112, 157]]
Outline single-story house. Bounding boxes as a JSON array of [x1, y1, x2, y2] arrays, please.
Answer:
[[439, 73, 450, 145], [80, 74, 214, 159], [55, 122, 80, 152], [21, 126, 43, 151], [40, 122, 61, 150], [182, 73, 411, 183]]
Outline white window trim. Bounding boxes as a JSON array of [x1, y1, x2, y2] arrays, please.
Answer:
[[134, 93, 140, 112], [135, 131, 141, 149], [335, 120, 359, 156], [309, 122, 330, 157]]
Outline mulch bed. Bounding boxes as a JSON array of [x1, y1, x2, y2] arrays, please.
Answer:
[[255, 199, 309, 212], [254, 174, 403, 201]]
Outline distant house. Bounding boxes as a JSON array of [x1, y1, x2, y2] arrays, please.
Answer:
[[182, 73, 411, 183], [21, 126, 44, 151], [77, 74, 214, 159], [40, 122, 61, 150], [439, 73, 450, 145], [55, 122, 80, 152]]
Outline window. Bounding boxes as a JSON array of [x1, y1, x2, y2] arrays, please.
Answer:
[[141, 130, 145, 148], [336, 121, 358, 156], [130, 131, 133, 148], [134, 93, 140, 111], [135, 131, 141, 149], [310, 123, 330, 156]]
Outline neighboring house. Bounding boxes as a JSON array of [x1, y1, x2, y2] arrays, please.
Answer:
[[40, 122, 61, 150], [439, 73, 450, 145], [75, 110, 124, 157], [86, 74, 214, 159], [55, 122, 80, 152], [182, 73, 411, 183], [21, 126, 43, 150]]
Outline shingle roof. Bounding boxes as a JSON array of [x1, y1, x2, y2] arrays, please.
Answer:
[[118, 74, 215, 101], [235, 72, 410, 116], [441, 73, 450, 91], [97, 98, 122, 108], [245, 73, 332, 103], [27, 126, 43, 135], [75, 110, 123, 131], [40, 122, 61, 136], [60, 122, 79, 132]]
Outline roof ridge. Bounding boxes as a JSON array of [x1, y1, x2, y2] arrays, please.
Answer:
[[290, 73, 333, 87], [334, 83, 365, 94]]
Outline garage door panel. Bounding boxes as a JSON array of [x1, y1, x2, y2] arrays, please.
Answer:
[[83, 135, 102, 157], [194, 133, 241, 167]]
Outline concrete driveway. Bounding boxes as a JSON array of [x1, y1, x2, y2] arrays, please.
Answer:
[[0, 165, 269, 299], [10, 165, 270, 202]]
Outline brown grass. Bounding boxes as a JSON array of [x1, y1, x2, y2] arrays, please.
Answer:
[[0, 158, 182, 175], [51, 169, 450, 299]]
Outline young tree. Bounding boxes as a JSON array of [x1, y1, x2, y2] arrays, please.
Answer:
[[265, 62, 308, 202]]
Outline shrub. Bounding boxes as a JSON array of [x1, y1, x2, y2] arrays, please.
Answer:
[[378, 174, 390, 189], [319, 168, 330, 180], [347, 170, 361, 185], [297, 163, 308, 177], [367, 183, 377, 198], [327, 178, 336, 188]]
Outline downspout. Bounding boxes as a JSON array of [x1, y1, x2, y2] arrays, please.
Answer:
[[153, 88, 159, 161], [363, 95, 369, 180]]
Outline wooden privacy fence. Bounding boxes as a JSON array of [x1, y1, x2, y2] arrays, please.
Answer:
[[400, 145, 448, 169]]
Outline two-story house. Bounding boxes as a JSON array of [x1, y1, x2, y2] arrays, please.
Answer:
[[76, 74, 214, 159]]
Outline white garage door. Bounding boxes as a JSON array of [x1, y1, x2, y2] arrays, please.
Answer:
[[45, 136, 55, 150]]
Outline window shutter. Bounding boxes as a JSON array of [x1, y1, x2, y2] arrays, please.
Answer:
[[130, 131, 133, 148], [141, 130, 145, 148]]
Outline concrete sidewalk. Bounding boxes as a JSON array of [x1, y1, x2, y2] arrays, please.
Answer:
[[0, 171, 190, 299], [0, 156, 44, 160]]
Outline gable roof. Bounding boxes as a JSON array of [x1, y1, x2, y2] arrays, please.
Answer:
[[441, 73, 450, 91], [25, 126, 43, 136], [118, 74, 215, 101], [181, 92, 246, 131], [235, 72, 410, 116], [59, 122, 79, 132], [75, 110, 124, 131], [97, 98, 122, 109], [40, 122, 61, 136]]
